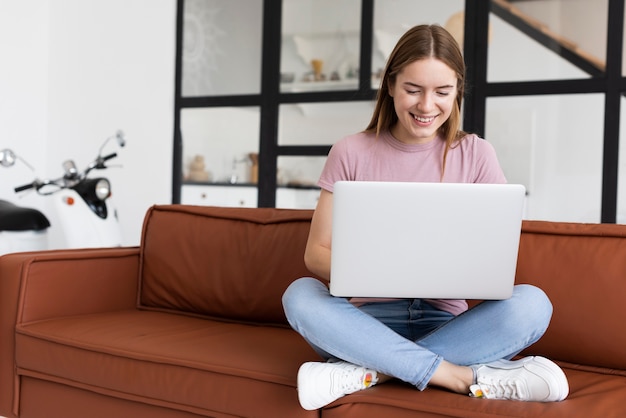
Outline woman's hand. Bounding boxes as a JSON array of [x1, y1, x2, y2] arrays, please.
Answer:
[[304, 189, 334, 280]]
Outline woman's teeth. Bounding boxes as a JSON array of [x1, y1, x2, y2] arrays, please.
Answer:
[[414, 114, 435, 123]]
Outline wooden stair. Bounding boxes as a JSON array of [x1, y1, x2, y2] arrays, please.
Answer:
[[492, 0, 605, 74]]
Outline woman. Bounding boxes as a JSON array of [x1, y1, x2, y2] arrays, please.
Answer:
[[282, 24, 569, 411]]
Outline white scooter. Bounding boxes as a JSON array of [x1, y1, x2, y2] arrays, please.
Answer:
[[0, 149, 50, 255], [1, 131, 126, 253]]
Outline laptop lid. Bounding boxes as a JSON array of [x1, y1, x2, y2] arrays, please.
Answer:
[[329, 181, 526, 300]]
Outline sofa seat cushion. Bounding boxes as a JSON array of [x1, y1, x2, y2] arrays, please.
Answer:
[[15, 310, 320, 418], [320, 365, 626, 417]]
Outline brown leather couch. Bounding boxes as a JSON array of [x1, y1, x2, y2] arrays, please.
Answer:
[[1, 204, 625, 418]]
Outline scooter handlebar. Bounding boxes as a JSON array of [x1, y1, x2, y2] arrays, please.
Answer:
[[14, 182, 35, 193], [88, 152, 118, 171], [101, 152, 117, 162], [96, 152, 117, 168]]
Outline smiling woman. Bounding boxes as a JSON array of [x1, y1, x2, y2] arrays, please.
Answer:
[[388, 58, 458, 145], [364, 24, 468, 180], [282, 24, 569, 411]]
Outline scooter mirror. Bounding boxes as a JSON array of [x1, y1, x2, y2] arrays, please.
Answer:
[[62, 160, 79, 178], [0, 149, 17, 168], [98, 130, 126, 158], [115, 130, 126, 148]]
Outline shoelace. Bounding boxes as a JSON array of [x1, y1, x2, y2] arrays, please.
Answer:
[[475, 377, 526, 400], [332, 365, 367, 395]]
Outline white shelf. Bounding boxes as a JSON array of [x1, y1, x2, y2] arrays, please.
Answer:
[[280, 79, 358, 93], [181, 184, 320, 210]]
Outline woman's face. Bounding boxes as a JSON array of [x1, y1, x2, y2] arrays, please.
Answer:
[[388, 58, 458, 145]]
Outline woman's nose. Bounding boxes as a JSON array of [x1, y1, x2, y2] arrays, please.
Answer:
[[417, 94, 434, 112]]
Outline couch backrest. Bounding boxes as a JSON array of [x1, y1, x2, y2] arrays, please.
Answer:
[[517, 220, 626, 370], [138, 205, 626, 369], [138, 205, 317, 325]]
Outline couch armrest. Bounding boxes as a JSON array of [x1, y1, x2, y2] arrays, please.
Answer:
[[0, 247, 140, 418]]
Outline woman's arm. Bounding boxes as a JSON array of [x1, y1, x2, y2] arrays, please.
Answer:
[[304, 189, 334, 281]]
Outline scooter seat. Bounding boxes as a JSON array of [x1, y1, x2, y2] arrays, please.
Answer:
[[0, 200, 50, 231]]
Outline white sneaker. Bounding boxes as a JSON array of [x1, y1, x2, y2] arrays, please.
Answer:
[[297, 361, 378, 410], [470, 356, 569, 402]]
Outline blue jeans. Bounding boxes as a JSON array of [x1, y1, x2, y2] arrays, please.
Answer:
[[282, 277, 552, 390]]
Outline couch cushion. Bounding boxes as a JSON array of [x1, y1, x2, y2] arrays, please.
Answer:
[[15, 310, 320, 418], [139, 205, 317, 324], [516, 220, 626, 370]]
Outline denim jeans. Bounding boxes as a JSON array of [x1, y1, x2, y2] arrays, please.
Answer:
[[282, 277, 553, 390]]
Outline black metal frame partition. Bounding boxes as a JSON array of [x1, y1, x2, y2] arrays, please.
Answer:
[[173, 0, 624, 223]]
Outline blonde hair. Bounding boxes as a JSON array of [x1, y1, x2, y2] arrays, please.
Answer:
[[365, 24, 467, 180]]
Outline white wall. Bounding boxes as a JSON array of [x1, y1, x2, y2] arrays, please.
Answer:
[[0, 0, 177, 247], [0, 1, 50, 202]]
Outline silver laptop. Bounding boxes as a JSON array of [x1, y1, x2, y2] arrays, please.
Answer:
[[329, 181, 526, 300]]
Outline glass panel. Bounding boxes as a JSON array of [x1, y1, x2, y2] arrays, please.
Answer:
[[623, 4, 626, 77], [485, 94, 604, 223], [277, 155, 326, 188], [281, 0, 361, 93], [278, 101, 374, 145], [488, 0, 607, 82], [180, 107, 260, 185], [618, 96, 626, 223], [182, 0, 263, 96], [276, 156, 325, 209], [373, 0, 465, 89]]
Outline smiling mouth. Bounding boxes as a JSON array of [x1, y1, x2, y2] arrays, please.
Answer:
[[412, 114, 436, 123]]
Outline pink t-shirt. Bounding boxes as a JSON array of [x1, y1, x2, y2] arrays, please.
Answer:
[[319, 130, 507, 316]]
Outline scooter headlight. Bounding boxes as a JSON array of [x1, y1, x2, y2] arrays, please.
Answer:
[[95, 178, 111, 201], [72, 178, 111, 219]]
